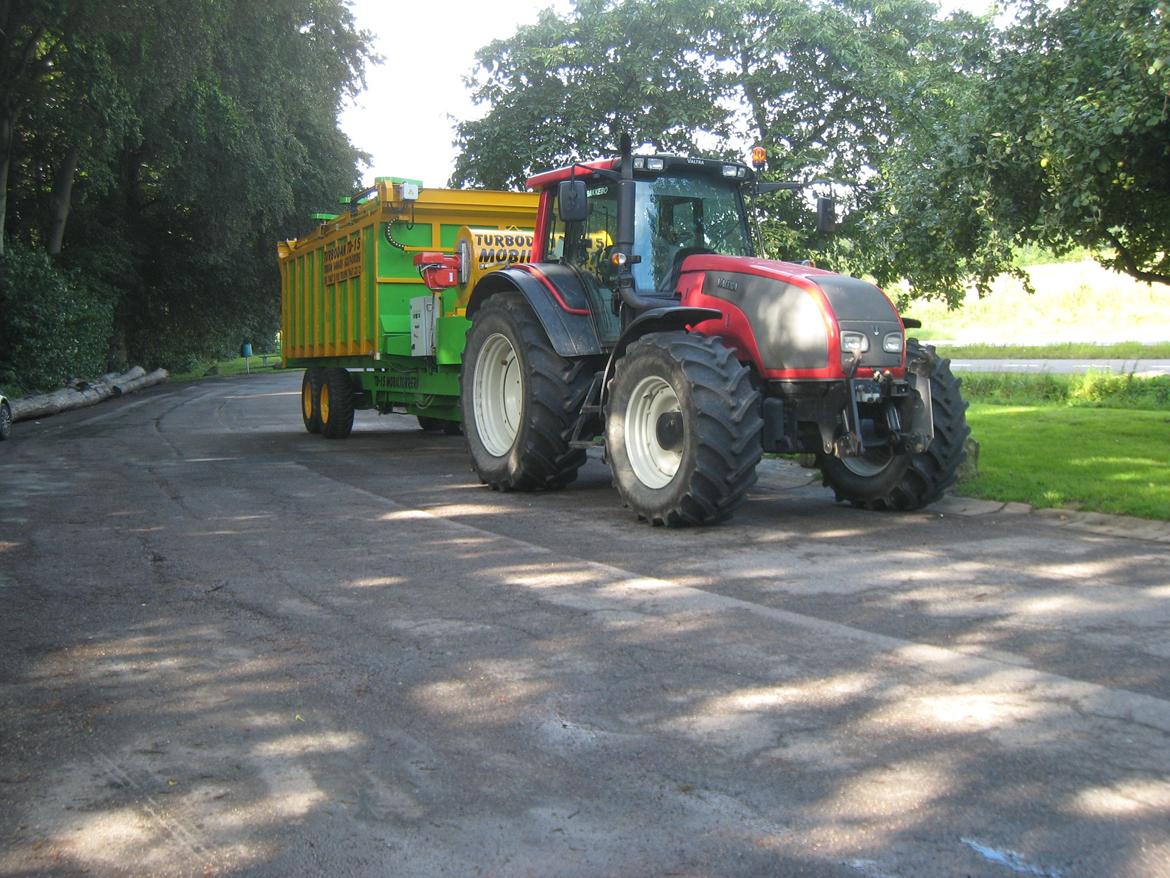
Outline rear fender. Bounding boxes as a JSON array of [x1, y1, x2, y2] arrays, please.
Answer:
[[600, 306, 724, 406], [467, 266, 602, 358]]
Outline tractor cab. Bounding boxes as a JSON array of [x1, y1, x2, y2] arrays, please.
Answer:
[[527, 156, 759, 347], [533, 155, 754, 295]]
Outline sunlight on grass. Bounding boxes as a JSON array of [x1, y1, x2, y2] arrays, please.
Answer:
[[904, 260, 1170, 343], [958, 404, 1170, 520]]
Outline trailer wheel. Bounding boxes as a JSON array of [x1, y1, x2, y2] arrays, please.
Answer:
[[819, 339, 969, 510], [606, 332, 762, 526], [462, 291, 590, 491], [301, 369, 324, 434], [0, 401, 11, 440], [320, 367, 355, 439]]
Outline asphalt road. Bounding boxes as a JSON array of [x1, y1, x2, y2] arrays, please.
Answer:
[[2, 372, 1168, 877]]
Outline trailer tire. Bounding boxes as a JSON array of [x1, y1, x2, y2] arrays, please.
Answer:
[[301, 369, 324, 434], [462, 291, 590, 491], [320, 367, 355, 440], [606, 332, 762, 526], [819, 339, 969, 510]]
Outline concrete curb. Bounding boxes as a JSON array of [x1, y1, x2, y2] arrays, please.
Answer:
[[755, 457, 1170, 544]]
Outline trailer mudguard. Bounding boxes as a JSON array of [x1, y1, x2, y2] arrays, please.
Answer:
[[599, 305, 724, 403], [466, 265, 603, 358]]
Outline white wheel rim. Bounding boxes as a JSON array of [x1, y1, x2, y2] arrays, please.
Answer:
[[474, 332, 523, 457], [625, 375, 682, 489], [841, 449, 893, 477]]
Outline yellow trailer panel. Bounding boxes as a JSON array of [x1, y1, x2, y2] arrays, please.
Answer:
[[277, 180, 538, 364]]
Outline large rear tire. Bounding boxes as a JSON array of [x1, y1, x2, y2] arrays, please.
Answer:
[[819, 339, 969, 510], [461, 291, 591, 491], [320, 367, 355, 439], [606, 332, 762, 526]]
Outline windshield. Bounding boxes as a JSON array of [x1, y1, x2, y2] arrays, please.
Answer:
[[545, 173, 752, 293], [633, 174, 751, 291]]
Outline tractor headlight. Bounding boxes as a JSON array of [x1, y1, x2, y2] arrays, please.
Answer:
[[882, 332, 903, 353], [840, 331, 869, 354], [646, 157, 665, 170], [722, 165, 741, 177]]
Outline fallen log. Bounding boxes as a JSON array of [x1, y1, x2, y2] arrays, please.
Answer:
[[9, 366, 167, 422], [10, 383, 114, 421], [112, 368, 168, 396]]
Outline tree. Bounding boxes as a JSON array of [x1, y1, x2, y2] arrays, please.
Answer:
[[452, 0, 731, 189], [864, 0, 1170, 300], [453, 0, 976, 272], [0, 0, 372, 387]]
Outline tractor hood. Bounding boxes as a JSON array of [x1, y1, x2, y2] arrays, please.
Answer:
[[678, 254, 905, 377]]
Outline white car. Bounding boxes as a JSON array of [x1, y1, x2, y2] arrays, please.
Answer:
[[0, 389, 11, 440]]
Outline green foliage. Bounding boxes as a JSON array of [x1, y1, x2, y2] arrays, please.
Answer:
[[865, 0, 1170, 300], [1, 0, 372, 376], [452, 0, 732, 189], [453, 0, 982, 268], [960, 404, 1170, 519], [0, 244, 114, 394], [456, 0, 1170, 299]]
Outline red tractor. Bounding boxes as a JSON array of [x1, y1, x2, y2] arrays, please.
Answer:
[[460, 138, 968, 525]]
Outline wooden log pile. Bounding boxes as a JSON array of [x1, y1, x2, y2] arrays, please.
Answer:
[[9, 367, 168, 422]]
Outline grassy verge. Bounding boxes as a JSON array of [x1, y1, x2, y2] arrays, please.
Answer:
[[935, 341, 1170, 359], [958, 404, 1170, 520], [903, 260, 1170, 343], [955, 371, 1170, 409], [169, 355, 281, 382]]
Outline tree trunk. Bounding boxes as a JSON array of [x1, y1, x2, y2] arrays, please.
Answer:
[[9, 366, 167, 422], [46, 140, 81, 256], [0, 106, 15, 257], [111, 367, 167, 396]]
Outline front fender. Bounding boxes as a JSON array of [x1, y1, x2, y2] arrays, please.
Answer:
[[600, 306, 724, 404], [467, 266, 602, 358]]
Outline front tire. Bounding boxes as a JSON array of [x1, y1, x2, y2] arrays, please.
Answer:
[[819, 339, 969, 510], [461, 291, 591, 491], [606, 332, 762, 526]]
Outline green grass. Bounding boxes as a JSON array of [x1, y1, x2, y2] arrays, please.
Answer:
[[958, 403, 1170, 520], [170, 355, 281, 382], [903, 260, 1170, 343], [957, 371, 1170, 409], [937, 341, 1170, 359]]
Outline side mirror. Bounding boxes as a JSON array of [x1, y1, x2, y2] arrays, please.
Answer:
[[816, 196, 837, 234], [558, 180, 589, 223]]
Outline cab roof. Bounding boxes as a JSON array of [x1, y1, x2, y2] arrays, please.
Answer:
[[526, 154, 756, 190]]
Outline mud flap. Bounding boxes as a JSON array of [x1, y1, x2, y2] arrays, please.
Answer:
[[906, 350, 936, 450]]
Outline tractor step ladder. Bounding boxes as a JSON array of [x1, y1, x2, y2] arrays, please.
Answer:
[[568, 371, 606, 449]]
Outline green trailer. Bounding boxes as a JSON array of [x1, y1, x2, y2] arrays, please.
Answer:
[[278, 179, 538, 437]]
